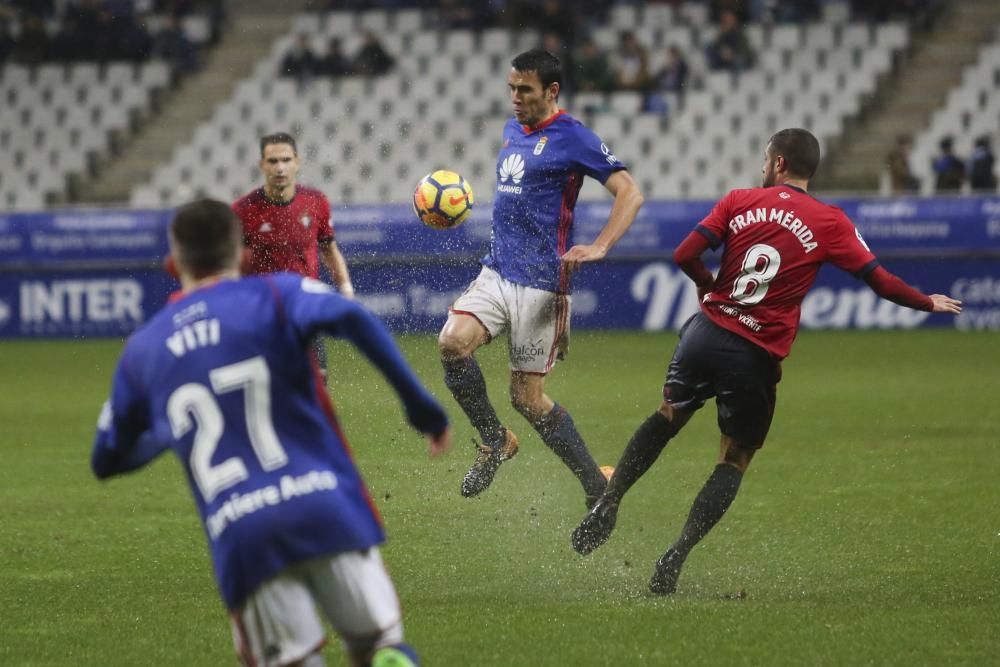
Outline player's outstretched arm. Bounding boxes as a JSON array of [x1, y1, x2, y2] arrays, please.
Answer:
[[560, 170, 643, 271], [864, 265, 962, 314]]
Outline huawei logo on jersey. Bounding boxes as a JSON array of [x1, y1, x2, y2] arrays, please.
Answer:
[[259, 222, 273, 233], [498, 153, 525, 194], [300, 215, 311, 229]]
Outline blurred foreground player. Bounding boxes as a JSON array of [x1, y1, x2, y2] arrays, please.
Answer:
[[572, 128, 962, 594], [233, 132, 354, 372], [92, 199, 450, 666]]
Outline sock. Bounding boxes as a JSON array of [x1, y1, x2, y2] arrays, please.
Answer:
[[671, 463, 744, 559], [605, 411, 679, 503], [442, 356, 505, 447], [533, 404, 606, 497]]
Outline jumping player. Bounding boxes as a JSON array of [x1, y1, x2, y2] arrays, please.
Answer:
[[571, 128, 962, 594], [92, 199, 450, 666], [438, 49, 644, 508], [233, 132, 354, 371]]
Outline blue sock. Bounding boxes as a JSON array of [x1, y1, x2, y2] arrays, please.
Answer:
[[533, 404, 606, 496], [442, 356, 505, 448]]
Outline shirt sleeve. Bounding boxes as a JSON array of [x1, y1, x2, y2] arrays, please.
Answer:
[[91, 354, 165, 479], [278, 276, 448, 436], [316, 193, 334, 244], [696, 190, 735, 248], [570, 124, 627, 184], [826, 213, 879, 278]]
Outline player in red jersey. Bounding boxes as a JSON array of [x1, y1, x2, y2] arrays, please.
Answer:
[[233, 132, 354, 373], [233, 133, 353, 297], [571, 128, 962, 594]]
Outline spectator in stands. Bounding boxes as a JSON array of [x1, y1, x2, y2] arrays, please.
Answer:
[[113, 12, 155, 62], [352, 30, 394, 77], [573, 36, 614, 94], [886, 134, 919, 194], [710, 0, 751, 23], [968, 135, 998, 192], [537, 0, 575, 46], [613, 30, 649, 93], [769, 0, 820, 23], [542, 32, 574, 92], [932, 136, 964, 193], [439, 0, 495, 31], [319, 37, 351, 77], [154, 13, 197, 73], [67, 0, 113, 60], [10, 14, 48, 65], [49, 13, 85, 62], [706, 9, 755, 73], [645, 44, 688, 113], [0, 19, 12, 64], [7, 0, 55, 18], [280, 33, 320, 83]]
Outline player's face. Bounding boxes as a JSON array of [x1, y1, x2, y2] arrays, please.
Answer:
[[508, 69, 557, 127], [260, 143, 300, 193], [761, 144, 779, 187]]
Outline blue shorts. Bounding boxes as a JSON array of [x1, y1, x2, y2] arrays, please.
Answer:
[[664, 312, 780, 448]]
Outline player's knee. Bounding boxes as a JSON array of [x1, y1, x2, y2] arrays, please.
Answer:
[[720, 438, 756, 471], [437, 330, 467, 359]]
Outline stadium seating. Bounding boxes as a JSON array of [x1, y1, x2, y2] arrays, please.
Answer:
[[0, 61, 171, 210], [129, 3, 914, 207]]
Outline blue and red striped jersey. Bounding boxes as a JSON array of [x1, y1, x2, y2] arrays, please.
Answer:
[[483, 111, 626, 293]]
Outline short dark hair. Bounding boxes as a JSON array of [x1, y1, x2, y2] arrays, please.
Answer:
[[767, 128, 821, 179], [170, 199, 242, 275], [511, 48, 562, 90], [260, 132, 297, 157]]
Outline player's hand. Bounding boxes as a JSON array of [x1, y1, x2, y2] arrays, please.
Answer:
[[426, 427, 452, 458], [929, 294, 961, 314], [696, 279, 716, 302], [560, 244, 608, 274]]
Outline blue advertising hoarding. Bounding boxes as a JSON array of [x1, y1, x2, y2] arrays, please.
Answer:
[[1, 196, 998, 338]]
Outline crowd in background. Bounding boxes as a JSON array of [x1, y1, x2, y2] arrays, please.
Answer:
[[0, 0, 224, 73], [889, 133, 997, 195]]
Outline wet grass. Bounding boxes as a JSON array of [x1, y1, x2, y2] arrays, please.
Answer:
[[1, 330, 997, 665]]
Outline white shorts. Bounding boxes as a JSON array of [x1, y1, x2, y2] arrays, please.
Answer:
[[230, 548, 403, 667], [451, 266, 571, 374]]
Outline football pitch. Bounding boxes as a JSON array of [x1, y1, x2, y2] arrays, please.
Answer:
[[1, 329, 997, 666]]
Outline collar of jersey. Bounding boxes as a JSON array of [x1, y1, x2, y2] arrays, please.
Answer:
[[521, 109, 565, 134], [168, 276, 232, 303], [261, 186, 297, 206]]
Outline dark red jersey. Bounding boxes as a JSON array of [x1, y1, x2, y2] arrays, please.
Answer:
[[693, 185, 877, 359], [232, 186, 334, 279]]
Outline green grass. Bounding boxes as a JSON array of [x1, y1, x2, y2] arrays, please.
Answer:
[[1, 330, 998, 666]]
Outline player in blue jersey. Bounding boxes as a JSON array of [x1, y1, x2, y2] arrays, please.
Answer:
[[438, 49, 645, 507], [91, 199, 450, 667]]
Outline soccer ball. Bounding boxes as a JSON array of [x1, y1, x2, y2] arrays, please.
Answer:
[[412, 170, 474, 229]]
